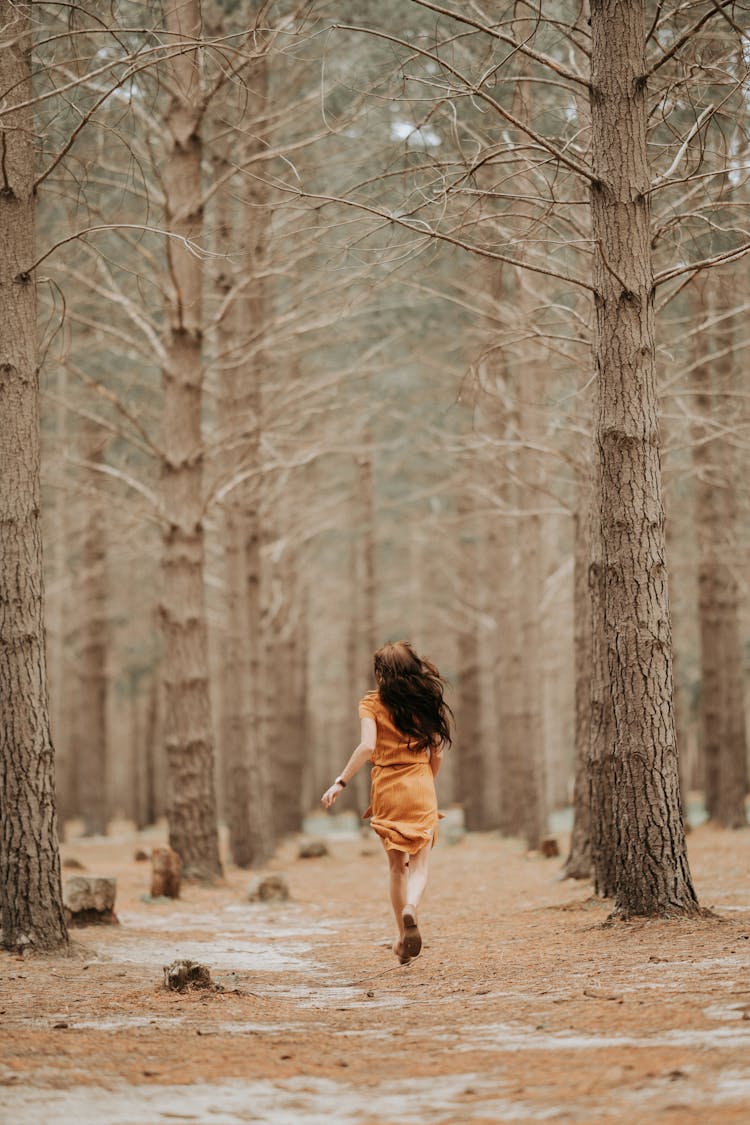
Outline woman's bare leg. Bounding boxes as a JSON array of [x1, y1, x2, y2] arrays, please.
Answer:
[[406, 843, 431, 910], [387, 848, 408, 945]]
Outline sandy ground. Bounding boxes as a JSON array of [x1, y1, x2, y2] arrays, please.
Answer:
[[2, 815, 750, 1124]]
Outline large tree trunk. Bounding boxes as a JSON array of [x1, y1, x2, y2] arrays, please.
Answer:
[[0, 0, 68, 952], [692, 274, 748, 828], [589, 0, 697, 916], [160, 0, 222, 880]]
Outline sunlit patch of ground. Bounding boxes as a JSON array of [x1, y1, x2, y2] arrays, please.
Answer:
[[2, 820, 750, 1123]]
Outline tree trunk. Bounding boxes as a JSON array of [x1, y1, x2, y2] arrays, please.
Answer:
[[75, 416, 108, 836], [587, 463, 616, 898], [589, 0, 697, 916], [692, 273, 747, 828], [213, 150, 254, 867], [160, 0, 221, 880], [563, 499, 593, 879], [0, 0, 68, 951], [456, 487, 484, 830]]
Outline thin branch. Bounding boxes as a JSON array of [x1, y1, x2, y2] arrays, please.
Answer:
[[404, 0, 590, 88], [654, 240, 750, 287], [25, 224, 219, 275], [650, 103, 715, 190], [644, 0, 736, 79], [283, 184, 595, 292], [333, 23, 597, 184]]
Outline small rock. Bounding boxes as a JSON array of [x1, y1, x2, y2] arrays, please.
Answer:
[[63, 876, 118, 926], [52, 1021, 69, 1029], [541, 836, 560, 858], [134, 848, 149, 862], [297, 838, 329, 859], [151, 845, 181, 899], [247, 874, 289, 902]]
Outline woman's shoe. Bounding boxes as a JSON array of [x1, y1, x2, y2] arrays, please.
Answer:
[[392, 937, 411, 965], [402, 904, 422, 958]]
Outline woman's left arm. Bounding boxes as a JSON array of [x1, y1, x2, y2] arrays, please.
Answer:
[[429, 743, 444, 778], [321, 717, 376, 808]]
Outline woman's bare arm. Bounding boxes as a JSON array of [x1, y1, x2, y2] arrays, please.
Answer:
[[321, 717, 376, 808], [429, 743, 444, 778]]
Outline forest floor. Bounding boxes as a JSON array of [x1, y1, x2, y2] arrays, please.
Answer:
[[2, 814, 750, 1124]]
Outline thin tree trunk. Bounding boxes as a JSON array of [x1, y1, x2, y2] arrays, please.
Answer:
[[160, 0, 221, 880], [456, 488, 484, 830], [47, 365, 72, 835], [564, 499, 593, 879], [76, 417, 108, 835], [0, 0, 68, 951], [271, 553, 306, 837], [589, 0, 697, 916], [587, 463, 616, 897], [214, 164, 254, 866]]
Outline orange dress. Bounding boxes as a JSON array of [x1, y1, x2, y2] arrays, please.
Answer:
[[359, 691, 440, 854]]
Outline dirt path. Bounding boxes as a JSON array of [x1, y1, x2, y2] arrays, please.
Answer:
[[2, 820, 750, 1123]]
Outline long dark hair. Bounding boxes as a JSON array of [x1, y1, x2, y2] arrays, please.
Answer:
[[374, 640, 453, 753]]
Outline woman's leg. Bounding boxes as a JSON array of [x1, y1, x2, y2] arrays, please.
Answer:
[[387, 847, 408, 939], [406, 843, 431, 909]]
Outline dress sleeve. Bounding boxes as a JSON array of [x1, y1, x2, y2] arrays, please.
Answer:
[[358, 693, 378, 720]]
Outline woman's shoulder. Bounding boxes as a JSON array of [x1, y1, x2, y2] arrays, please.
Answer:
[[358, 690, 381, 719]]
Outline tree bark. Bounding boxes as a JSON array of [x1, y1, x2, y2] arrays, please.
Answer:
[[563, 499, 593, 879], [691, 273, 748, 829], [589, 0, 697, 916], [0, 0, 68, 951], [160, 0, 222, 880]]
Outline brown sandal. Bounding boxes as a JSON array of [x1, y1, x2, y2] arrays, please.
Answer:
[[402, 904, 422, 959], [392, 938, 411, 965]]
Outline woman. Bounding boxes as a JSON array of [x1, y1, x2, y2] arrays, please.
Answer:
[[321, 640, 453, 964]]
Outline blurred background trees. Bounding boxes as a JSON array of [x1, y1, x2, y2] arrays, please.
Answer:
[[3, 0, 750, 938]]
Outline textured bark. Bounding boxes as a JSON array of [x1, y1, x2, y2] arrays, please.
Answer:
[[590, 0, 697, 916], [563, 501, 593, 880], [75, 416, 108, 836], [160, 0, 221, 880], [0, 0, 68, 951], [691, 275, 748, 828]]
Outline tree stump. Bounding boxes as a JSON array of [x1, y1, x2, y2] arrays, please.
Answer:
[[151, 845, 181, 898], [163, 960, 218, 992], [297, 838, 329, 859], [247, 874, 289, 902], [63, 876, 118, 926], [541, 836, 560, 858]]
